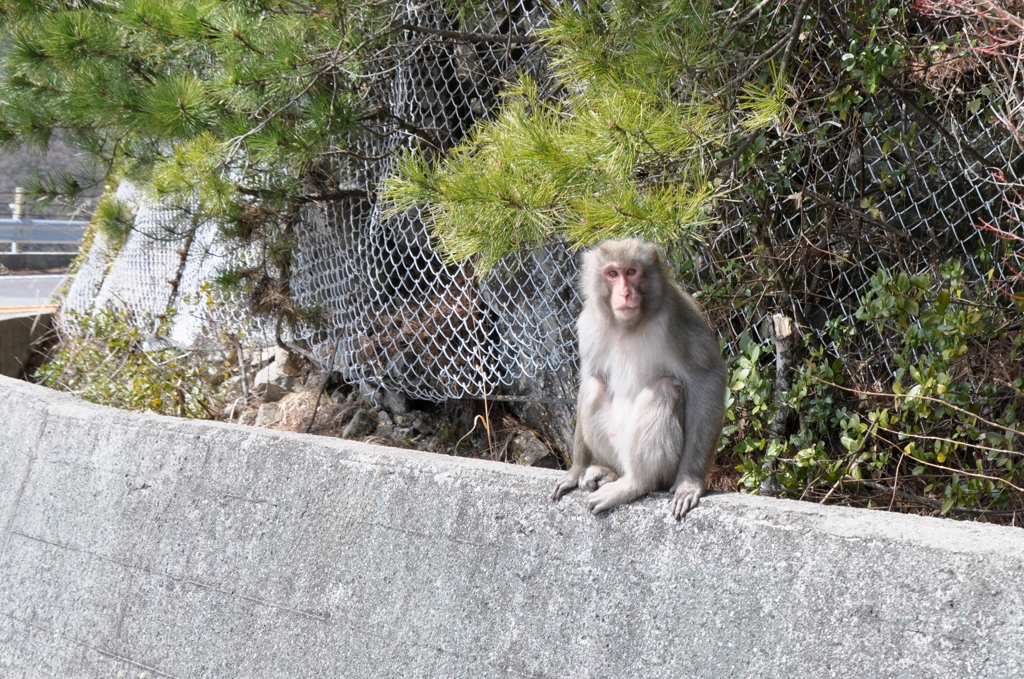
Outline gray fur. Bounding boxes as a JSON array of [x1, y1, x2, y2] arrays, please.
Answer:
[[550, 238, 728, 519]]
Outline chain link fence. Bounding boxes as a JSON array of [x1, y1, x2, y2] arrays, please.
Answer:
[[60, 3, 1023, 411], [692, 11, 1024, 398], [62, 0, 581, 405]]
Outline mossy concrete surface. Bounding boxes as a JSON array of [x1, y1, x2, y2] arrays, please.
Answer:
[[1, 375, 1022, 678]]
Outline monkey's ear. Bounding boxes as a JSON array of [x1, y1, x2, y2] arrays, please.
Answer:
[[647, 243, 662, 266]]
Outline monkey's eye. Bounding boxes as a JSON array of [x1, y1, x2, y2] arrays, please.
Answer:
[[626, 268, 637, 276], [607, 270, 618, 277]]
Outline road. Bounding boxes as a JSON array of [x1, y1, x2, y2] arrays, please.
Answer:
[[0, 274, 65, 311]]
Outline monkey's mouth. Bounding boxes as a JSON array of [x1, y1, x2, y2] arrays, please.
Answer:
[[614, 305, 640, 317]]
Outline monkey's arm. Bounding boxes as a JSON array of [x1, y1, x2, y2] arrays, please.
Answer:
[[670, 366, 726, 519], [552, 374, 607, 500], [670, 479, 704, 519], [550, 418, 594, 500]]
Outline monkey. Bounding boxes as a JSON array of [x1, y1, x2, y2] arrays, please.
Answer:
[[550, 238, 727, 519]]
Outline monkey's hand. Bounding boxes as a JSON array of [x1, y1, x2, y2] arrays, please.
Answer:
[[670, 480, 705, 520], [550, 466, 585, 501]]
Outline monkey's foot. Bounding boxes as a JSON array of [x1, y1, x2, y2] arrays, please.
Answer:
[[579, 465, 619, 492], [670, 481, 705, 520], [550, 467, 585, 501], [586, 479, 643, 514]]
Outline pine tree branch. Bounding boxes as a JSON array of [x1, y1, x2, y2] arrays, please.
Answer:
[[238, 185, 370, 202], [225, 72, 326, 158], [229, 28, 265, 57], [714, 128, 761, 170], [298, 187, 370, 202], [776, 0, 814, 81], [720, 0, 778, 48], [362, 107, 441, 150], [726, 33, 790, 89], [716, 0, 813, 173]]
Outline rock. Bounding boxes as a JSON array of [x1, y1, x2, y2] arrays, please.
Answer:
[[238, 410, 257, 426], [506, 369, 575, 456], [419, 436, 442, 453], [241, 348, 274, 370], [278, 391, 315, 409], [382, 388, 409, 415], [221, 374, 243, 399], [395, 410, 442, 436], [378, 410, 394, 427], [355, 383, 408, 415], [252, 382, 290, 402], [329, 389, 352, 405], [325, 403, 357, 428], [513, 398, 572, 460], [255, 403, 281, 427], [220, 403, 238, 421], [357, 381, 379, 405], [343, 409, 378, 439], [273, 346, 302, 376], [251, 359, 296, 402], [510, 431, 558, 468]]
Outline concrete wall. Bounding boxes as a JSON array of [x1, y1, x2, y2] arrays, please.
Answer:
[[0, 252, 74, 271], [1, 375, 1022, 679]]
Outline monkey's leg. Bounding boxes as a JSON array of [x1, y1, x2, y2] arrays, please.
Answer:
[[587, 378, 682, 514], [585, 477, 648, 513], [551, 376, 607, 501]]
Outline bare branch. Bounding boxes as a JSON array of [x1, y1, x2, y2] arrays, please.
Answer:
[[394, 23, 535, 46]]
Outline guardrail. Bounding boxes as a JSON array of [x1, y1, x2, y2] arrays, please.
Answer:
[[0, 188, 89, 252], [0, 217, 88, 251]]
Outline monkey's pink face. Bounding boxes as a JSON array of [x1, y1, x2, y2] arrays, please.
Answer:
[[603, 263, 643, 320]]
